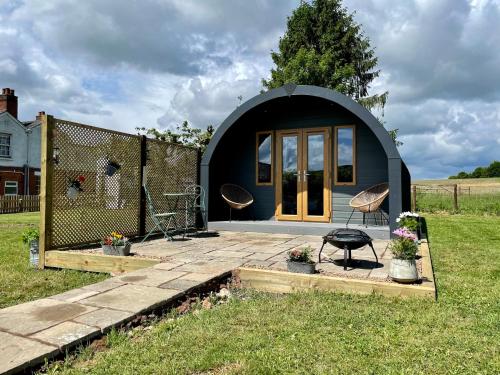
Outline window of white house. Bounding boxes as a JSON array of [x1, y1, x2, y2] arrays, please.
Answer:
[[4, 181, 18, 196], [0, 133, 11, 158], [256, 131, 273, 185]]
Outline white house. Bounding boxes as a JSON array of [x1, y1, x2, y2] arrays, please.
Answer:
[[0, 88, 41, 195]]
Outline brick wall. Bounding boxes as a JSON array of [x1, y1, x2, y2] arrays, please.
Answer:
[[0, 166, 41, 195]]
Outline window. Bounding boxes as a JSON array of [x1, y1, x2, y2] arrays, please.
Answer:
[[4, 181, 18, 196], [256, 131, 273, 185], [0, 133, 11, 158], [334, 125, 356, 185]]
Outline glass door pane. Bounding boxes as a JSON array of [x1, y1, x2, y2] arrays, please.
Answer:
[[281, 135, 299, 215], [306, 133, 324, 216]]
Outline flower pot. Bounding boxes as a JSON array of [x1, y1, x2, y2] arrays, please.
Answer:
[[67, 186, 79, 200], [287, 261, 316, 274], [106, 163, 120, 177], [29, 240, 39, 267], [102, 243, 131, 256], [390, 258, 418, 283]]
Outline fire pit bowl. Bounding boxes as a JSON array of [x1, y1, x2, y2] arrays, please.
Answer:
[[318, 228, 378, 270]]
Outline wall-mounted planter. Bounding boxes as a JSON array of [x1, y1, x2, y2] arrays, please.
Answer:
[[67, 186, 79, 200], [106, 161, 121, 177]]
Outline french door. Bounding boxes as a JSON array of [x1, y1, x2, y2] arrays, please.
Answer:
[[275, 128, 331, 222]]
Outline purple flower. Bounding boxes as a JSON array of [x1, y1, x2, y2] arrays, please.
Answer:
[[392, 227, 417, 241]]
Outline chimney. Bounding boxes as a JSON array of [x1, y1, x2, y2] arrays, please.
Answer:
[[36, 111, 46, 121], [0, 88, 18, 119]]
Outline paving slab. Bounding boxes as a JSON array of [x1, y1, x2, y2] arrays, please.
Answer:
[[79, 284, 182, 313], [114, 269, 186, 287], [30, 321, 100, 350], [49, 288, 100, 303], [82, 279, 126, 293], [0, 331, 58, 375], [175, 259, 245, 274], [0, 298, 98, 336], [176, 272, 222, 283], [73, 308, 135, 332], [159, 278, 201, 291], [206, 250, 253, 259], [243, 252, 276, 261]]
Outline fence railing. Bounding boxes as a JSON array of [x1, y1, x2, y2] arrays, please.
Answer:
[[0, 195, 40, 214], [39, 115, 200, 267], [411, 184, 500, 215]]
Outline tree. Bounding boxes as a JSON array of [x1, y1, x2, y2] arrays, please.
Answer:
[[448, 161, 500, 179], [263, 0, 388, 112], [136, 121, 215, 153]]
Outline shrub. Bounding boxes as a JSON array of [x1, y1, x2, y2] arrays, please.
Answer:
[[396, 211, 420, 231], [287, 246, 314, 264], [390, 227, 418, 260], [21, 227, 39, 244]]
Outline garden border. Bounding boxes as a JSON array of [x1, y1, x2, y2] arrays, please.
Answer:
[[234, 241, 436, 300]]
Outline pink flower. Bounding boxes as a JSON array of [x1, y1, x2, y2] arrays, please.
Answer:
[[393, 227, 417, 241]]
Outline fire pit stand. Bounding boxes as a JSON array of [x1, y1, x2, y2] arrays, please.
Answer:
[[318, 228, 378, 270]]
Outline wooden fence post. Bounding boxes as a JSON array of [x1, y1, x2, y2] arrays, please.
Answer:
[[411, 185, 417, 212], [39, 114, 55, 269], [138, 135, 147, 237], [453, 184, 458, 212]]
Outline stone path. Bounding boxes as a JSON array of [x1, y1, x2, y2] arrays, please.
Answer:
[[0, 231, 390, 374]]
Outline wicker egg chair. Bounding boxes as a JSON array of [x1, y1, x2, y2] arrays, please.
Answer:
[[220, 184, 254, 221], [346, 182, 389, 227]]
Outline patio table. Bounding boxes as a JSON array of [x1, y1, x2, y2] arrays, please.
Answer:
[[163, 192, 196, 235]]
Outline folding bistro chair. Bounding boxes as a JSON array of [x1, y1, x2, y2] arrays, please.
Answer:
[[141, 185, 176, 242], [185, 184, 208, 232]]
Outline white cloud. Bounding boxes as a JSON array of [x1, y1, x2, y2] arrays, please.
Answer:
[[0, 0, 498, 179]]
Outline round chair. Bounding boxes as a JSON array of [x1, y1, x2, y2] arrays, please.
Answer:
[[220, 184, 254, 221], [347, 183, 389, 227]]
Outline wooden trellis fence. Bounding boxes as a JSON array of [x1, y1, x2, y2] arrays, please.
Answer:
[[39, 115, 200, 269]]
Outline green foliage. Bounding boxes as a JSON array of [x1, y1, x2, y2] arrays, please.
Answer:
[[263, 0, 388, 112], [21, 226, 39, 244], [287, 245, 314, 263], [449, 161, 500, 179], [398, 217, 419, 231], [136, 121, 214, 153], [389, 238, 418, 260]]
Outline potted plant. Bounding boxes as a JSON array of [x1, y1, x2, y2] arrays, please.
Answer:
[[287, 246, 316, 274], [396, 211, 420, 238], [22, 227, 39, 267], [101, 231, 131, 256], [389, 227, 419, 283], [67, 175, 85, 200]]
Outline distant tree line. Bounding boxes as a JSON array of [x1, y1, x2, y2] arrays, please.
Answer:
[[449, 161, 500, 179]]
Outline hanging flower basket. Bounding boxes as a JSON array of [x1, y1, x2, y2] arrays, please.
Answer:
[[106, 161, 121, 177], [67, 175, 85, 200]]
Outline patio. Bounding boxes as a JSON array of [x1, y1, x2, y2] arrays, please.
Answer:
[[69, 231, 394, 281]]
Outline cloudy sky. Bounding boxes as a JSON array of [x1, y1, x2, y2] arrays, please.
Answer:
[[1, 0, 499, 179]]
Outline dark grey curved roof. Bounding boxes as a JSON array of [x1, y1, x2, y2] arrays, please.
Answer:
[[201, 84, 401, 166]]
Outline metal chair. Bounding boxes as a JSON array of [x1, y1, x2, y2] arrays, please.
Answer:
[[346, 183, 389, 227], [220, 184, 254, 221], [141, 185, 176, 242], [184, 184, 208, 232]]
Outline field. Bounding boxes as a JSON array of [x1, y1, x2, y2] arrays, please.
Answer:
[[44, 214, 500, 375], [0, 212, 108, 308], [413, 177, 500, 215]]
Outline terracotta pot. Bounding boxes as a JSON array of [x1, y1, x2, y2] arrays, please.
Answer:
[[287, 261, 315, 274], [390, 258, 418, 283], [102, 243, 131, 256]]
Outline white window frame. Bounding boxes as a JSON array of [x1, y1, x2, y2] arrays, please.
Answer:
[[0, 133, 11, 158], [4, 181, 18, 196]]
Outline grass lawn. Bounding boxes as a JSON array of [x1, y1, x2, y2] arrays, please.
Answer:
[[0, 212, 108, 308], [45, 214, 500, 375]]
